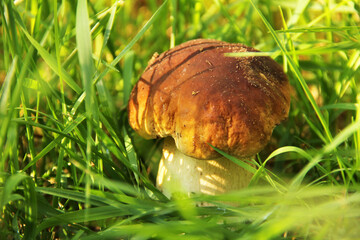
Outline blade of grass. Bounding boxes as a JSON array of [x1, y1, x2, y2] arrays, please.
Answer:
[[93, 0, 169, 85], [69, 149, 168, 202], [96, 0, 118, 69], [302, 113, 328, 143], [36, 206, 137, 233], [249, 0, 352, 185], [291, 119, 360, 188], [286, 0, 310, 27], [23, 177, 37, 240], [0, 173, 27, 211], [227, 41, 360, 57], [225, 51, 278, 57], [67, 1, 168, 120], [0, 47, 34, 168], [52, 0, 67, 207], [339, 50, 360, 99], [0, 56, 17, 117], [0, 4, 10, 70], [353, 96, 360, 179], [276, 26, 360, 33], [20, 90, 36, 178], [20, 114, 86, 171], [290, 0, 353, 41], [249, 0, 333, 144], [19, 25, 82, 94], [169, 0, 177, 48], [123, 123, 140, 187], [96, 79, 115, 119], [53, 0, 67, 116], [76, 0, 97, 214], [213, 0, 246, 41], [321, 103, 357, 111], [123, 50, 135, 105], [210, 145, 257, 174]]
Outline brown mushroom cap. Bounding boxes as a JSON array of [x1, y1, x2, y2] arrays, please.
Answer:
[[128, 39, 290, 159]]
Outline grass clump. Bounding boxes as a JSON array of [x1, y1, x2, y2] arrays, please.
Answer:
[[1, 0, 360, 239]]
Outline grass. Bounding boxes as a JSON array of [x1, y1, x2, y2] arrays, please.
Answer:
[[1, 0, 360, 239]]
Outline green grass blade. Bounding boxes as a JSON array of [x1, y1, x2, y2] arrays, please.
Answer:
[[20, 114, 86, 171], [249, 0, 333, 144], [322, 120, 360, 155], [169, 0, 177, 47], [76, 0, 97, 215], [123, 124, 140, 186], [23, 178, 37, 240], [277, 26, 360, 33], [123, 50, 135, 105], [76, 1, 95, 89], [0, 49, 35, 163], [210, 145, 257, 174], [286, 0, 310, 27], [0, 57, 17, 113], [93, 0, 169, 85], [19, 26, 82, 94], [291, 120, 360, 188], [0, 173, 27, 211], [53, 0, 67, 118], [96, 0, 118, 68], [321, 103, 357, 111]]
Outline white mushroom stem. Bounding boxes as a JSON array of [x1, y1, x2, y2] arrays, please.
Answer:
[[156, 137, 253, 198]]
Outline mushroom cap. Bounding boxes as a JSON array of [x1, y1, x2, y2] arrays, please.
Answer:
[[128, 39, 290, 159]]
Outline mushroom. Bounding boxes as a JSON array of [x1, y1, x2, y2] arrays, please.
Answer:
[[128, 39, 290, 198]]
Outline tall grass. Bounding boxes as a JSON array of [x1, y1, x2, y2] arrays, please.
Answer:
[[1, 0, 360, 239]]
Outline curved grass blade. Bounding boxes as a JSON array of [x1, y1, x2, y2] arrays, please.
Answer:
[[20, 114, 86, 171], [36, 206, 136, 233], [291, 120, 360, 188], [210, 145, 257, 174], [18, 25, 82, 94], [249, 0, 333, 144], [249, 0, 351, 185], [93, 0, 169, 85], [0, 173, 27, 211]]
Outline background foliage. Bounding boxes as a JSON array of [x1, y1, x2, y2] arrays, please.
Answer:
[[1, 0, 360, 239]]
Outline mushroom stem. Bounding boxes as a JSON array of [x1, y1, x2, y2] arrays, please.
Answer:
[[156, 137, 253, 198]]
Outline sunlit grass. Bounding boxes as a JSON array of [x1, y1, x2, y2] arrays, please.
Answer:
[[1, 0, 360, 239]]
